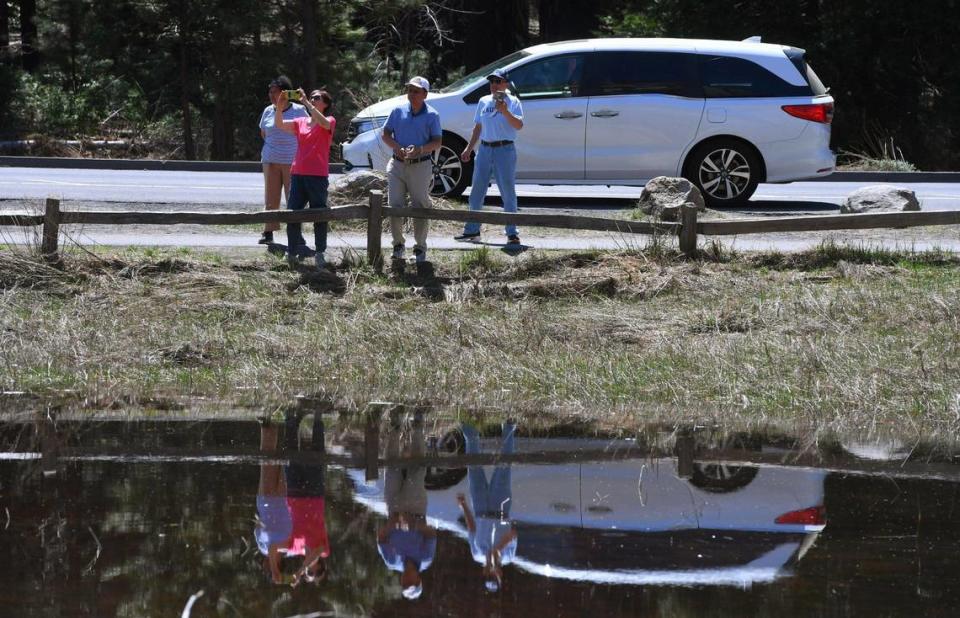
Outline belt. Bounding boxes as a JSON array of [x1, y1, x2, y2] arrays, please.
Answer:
[[481, 140, 514, 148], [392, 154, 432, 164]]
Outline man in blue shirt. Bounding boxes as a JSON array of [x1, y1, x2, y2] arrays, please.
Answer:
[[382, 76, 443, 263], [456, 420, 519, 593], [376, 411, 437, 600], [455, 69, 525, 246]]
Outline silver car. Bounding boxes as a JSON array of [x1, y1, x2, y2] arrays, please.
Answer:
[[342, 37, 835, 207]]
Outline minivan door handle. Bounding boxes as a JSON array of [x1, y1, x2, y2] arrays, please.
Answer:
[[590, 110, 620, 117], [554, 111, 583, 119]]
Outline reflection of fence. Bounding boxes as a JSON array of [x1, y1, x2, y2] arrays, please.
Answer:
[[4, 193, 960, 267], [14, 436, 960, 484]]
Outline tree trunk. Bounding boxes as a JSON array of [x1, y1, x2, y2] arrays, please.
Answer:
[[538, 0, 600, 42], [176, 0, 195, 160], [0, 1, 10, 61], [460, 0, 528, 71], [19, 0, 39, 71], [299, 0, 317, 89]]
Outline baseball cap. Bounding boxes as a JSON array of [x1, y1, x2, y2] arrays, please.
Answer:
[[486, 69, 508, 81], [405, 76, 430, 92]]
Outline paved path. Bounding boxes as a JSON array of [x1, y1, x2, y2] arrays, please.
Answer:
[[3, 226, 958, 254]]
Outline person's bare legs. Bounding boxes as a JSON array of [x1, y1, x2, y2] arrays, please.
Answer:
[[258, 424, 285, 496]]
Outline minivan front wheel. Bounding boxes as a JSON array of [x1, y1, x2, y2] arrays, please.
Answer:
[[685, 140, 761, 207], [430, 135, 472, 198]]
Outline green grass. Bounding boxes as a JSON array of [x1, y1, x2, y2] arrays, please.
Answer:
[[1, 241, 959, 438]]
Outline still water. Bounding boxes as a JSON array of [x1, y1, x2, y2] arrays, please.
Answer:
[[1, 414, 959, 617]]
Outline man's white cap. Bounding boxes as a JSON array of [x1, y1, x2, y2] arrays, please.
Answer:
[[405, 76, 430, 92]]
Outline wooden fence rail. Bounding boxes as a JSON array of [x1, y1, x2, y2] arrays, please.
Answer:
[[2, 192, 959, 268]]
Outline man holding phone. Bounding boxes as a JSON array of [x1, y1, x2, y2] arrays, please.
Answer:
[[455, 69, 524, 246], [381, 76, 443, 263]]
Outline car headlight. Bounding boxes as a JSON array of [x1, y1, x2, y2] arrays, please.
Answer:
[[348, 116, 388, 140]]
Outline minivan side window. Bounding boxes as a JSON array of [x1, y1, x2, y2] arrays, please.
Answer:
[[699, 55, 813, 98], [507, 54, 585, 99], [582, 52, 701, 98]]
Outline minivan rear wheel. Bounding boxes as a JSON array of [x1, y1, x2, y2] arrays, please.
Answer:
[[685, 140, 761, 207], [430, 135, 472, 198]]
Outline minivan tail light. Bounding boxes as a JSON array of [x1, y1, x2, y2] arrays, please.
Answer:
[[775, 505, 826, 526], [782, 103, 834, 124]]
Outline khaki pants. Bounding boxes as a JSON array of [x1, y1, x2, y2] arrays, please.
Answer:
[[262, 163, 292, 233], [387, 157, 433, 251], [383, 423, 427, 515]]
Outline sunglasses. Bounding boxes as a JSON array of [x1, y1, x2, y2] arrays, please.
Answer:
[[310, 95, 324, 101], [489, 78, 507, 84]]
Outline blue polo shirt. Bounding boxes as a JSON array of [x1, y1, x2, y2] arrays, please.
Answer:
[[377, 530, 436, 572], [384, 102, 442, 148], [474, 93, 523, 142]]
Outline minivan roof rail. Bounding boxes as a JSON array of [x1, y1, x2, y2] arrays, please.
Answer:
[[742, 35, 762, 43]]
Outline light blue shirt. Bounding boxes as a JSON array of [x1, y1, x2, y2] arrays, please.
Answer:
[[474, 93, 523, 143], [259, 103, 309, 164], [384, 103, 442, 148], [469, 518, 517, 565]]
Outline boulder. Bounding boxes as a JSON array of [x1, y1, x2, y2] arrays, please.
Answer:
[[840, 185, 920, 213], [329, 170, 388, 201], [637, 176, 705, 221]]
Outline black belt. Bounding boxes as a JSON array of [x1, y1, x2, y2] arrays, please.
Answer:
[[481, 140, 514, 148], [393, 154, 432, 163]]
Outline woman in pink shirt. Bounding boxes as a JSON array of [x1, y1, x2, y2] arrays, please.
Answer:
[[275, 88, 337, 268]]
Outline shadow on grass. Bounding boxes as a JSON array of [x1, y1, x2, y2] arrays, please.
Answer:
[[390, 258, 447, 300]]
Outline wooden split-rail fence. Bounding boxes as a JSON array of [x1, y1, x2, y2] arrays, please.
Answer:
[[2, 192, 960, 268]]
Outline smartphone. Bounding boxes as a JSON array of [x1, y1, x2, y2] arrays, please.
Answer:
[[284, 89, 301, 102], [492, 91, 506, 103]]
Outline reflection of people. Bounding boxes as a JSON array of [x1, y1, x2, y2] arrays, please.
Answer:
[[255, 420, 293, 584], [376, 411, 437, 600], [457, 421, 518, 592], [283, 412, 330, 586], [254, 413, 329, 586], [275, 88, 337, 268], [381, 76, 442, 263], [258, 76, 308, 245], [455, 69, 524, 246]]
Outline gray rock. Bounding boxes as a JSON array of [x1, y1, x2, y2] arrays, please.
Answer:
[[637, 176, 705, 221], [329, 170, 388, 201], [840, 185, 920, 213]]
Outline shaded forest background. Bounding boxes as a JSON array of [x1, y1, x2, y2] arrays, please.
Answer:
[[0, 0, 957, 169]]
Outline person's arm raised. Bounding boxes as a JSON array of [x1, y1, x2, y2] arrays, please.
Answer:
[[302, 89, 331, 131], [274, 91, 297, 135]]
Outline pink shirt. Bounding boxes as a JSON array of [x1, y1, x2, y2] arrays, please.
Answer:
[[284, 496, 330, 557], [291, 116, 336, 177]]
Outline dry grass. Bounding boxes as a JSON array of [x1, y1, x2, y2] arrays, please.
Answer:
[[1, 242, 959, 439]]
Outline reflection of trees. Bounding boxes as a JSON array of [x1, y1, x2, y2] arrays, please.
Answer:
[[2, 454, 398, 616]]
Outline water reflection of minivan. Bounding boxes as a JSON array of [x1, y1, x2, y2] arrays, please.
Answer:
[[342, 38, 835, 207], [349, 437, 826, 586]]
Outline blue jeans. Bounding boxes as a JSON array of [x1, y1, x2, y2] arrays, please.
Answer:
[[462, 422, 516, 517], [464, 144, 518, 238], [286, 174, 329, 255]]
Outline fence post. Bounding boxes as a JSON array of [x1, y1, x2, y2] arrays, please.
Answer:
[[41, 197, 61, 263], [679, 202, 698, 256], [366, 190, 383, 272]]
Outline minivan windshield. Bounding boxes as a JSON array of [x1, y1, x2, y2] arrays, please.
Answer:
[[436, 49, 531, 93]]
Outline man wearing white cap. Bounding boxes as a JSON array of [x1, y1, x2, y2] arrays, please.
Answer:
[[454, 68, 524, 246], [381, 76, 443, 263]]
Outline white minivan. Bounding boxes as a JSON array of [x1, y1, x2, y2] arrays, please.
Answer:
[[342, 37, 835, 207]]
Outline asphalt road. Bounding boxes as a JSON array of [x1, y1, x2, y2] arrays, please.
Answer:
[[2, 167, 960, 252], [2, 167, 960, 213]]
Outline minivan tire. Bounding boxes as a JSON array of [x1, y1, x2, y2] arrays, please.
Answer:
[[430, 134, 472, 198], [684, 139, 762, 207]]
